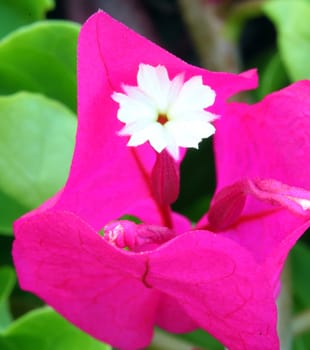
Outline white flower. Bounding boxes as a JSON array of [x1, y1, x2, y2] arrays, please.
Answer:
[[112, 63, 218, 159]]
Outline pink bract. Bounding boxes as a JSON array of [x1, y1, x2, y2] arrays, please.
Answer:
[[13, 10, 310, 350]]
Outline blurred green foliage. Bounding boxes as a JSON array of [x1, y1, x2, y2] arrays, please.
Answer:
[[0, 93, 76, 234], [0, 267, 15, 330], [264, 0, 310, 81], [291, 243, 310, 349], [0, 0, 54, 38], [0, 21, 79, 112]]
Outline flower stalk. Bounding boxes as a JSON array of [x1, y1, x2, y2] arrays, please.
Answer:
[[293, 309, 310, 336], [277, 262, 293, 350], [149, 329, 196, 350]]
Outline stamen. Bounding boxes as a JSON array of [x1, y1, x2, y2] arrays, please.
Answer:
[[102, 220, 177, 252], [157, 113, 168, 125]]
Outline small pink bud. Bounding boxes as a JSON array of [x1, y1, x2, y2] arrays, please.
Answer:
[[208, 181, 247, 232], [151, 150, 180, 205], [208, 178, 310, 232]]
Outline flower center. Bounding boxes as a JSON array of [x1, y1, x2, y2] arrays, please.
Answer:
[[102, 220, 177, 252], [157, 113, 168, 125]]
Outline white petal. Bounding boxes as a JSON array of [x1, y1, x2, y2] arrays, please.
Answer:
[[112, 92, 157, 123], [122, 85, 155, 107], [147, 123, 169, 153], [169, 76, 216, 117], [111, 91, 128, 104], [127, 124, 158, 147], [166, 120, 215, 148], [117, 105, 156, 124], [165, 137, 180, 160], [137, 64, 171, 111], [127, 123, 167, 153], [166, 73, 184, 107], [195, 111, 219, 123], [118, 119, 154, 136], [170, 110, 219, 123]]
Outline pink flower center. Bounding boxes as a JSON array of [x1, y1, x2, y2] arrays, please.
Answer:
[[103, 220, 177, 252], [157, 113, 168, 125]]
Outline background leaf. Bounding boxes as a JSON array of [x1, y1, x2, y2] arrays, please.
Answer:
[[180, 329, 224, 350], [291, 242, 310, 349], [0, 192, 27, 235], [0, 337, 14, 350], [264, 0, 310, 81], [293, 334, 310, 350], [0, 20, 79, 112], [0, 92, 76, 234], [0, 0, 54, 39], [254, 52, 289, 100], [0, 267, 16, 330], [291, 242, 310, 312]]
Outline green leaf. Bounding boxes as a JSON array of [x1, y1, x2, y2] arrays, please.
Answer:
[[293, 333, 310, 350], [1, 307, 111, 350], [174, 138, 215, 219], [0, 0, 54, 39], [0, 267, 15, 305], [0, 191, 27, 234], [224, 1, 264, 41], [180, 329, 224, 350], [291, 242, 310, 312], [181, 196, 211, 223], [0, 92, 76, 234], [0, 267, 16, 330], [290, 241, 310, 349], [263, 0, 310, 81], [0, 20, 79, 112], [255, 52, 289, 100], [0, 336, 14, 350]]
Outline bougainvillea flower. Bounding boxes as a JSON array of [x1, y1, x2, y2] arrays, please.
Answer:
[[13, 10, 310, 350]]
